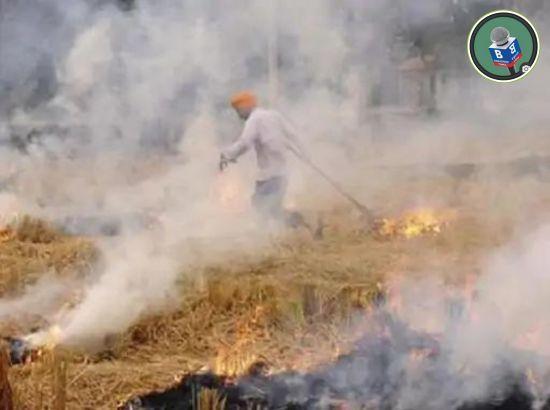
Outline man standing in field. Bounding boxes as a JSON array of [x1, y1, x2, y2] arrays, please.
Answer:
[[220, 91, 312, 231]]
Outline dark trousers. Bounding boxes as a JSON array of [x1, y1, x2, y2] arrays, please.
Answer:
[[252, 176, 287, 220], [252, 176, 315, 233]]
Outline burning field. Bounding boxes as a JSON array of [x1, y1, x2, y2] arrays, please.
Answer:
[[1, 178, 549, 409], [0, 0, 549, 408], [373, 208, 458, 240], [1, 15, 549, 407]]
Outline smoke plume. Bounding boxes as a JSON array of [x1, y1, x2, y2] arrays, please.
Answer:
[[0, 1, 548, 390]]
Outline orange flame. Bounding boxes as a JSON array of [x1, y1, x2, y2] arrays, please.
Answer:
[[213, 173, 249, 213], [211, 307, 266, 377], [0, 227, 14, 243], [213, 349, 257, 378], [376, 208, 457, 239], [25, 325, 62, 351]]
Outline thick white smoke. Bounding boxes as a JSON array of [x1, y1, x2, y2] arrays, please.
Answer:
[[1, 0, 377, 346], [0, 0, 548, 369], [380, 222, 550, 407]]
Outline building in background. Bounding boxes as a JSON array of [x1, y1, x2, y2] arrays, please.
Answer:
[[363, 0, 546, 117]]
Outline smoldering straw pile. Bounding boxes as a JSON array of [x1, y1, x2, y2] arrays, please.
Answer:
[[2, 202, 550, 408], [120, 309, 549, 410]]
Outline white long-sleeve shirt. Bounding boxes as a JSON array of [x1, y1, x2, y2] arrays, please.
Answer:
[[223, 108, 304, 181]]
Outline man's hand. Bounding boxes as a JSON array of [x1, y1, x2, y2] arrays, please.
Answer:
[[219, 154, 234, 172]]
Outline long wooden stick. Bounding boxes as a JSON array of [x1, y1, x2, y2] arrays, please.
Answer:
[[286, 145, 374, 220]]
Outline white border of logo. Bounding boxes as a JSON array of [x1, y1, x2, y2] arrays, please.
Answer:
[[467, 10, 540, 83]]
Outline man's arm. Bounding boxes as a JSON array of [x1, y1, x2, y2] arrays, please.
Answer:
[[222, 117, 258, 162]]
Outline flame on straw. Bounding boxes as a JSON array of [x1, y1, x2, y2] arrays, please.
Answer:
[[212, 173, 249, 213], [376, 208, 457, 239]]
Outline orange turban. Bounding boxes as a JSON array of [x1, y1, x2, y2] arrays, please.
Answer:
[[230, 91, 258, 109]]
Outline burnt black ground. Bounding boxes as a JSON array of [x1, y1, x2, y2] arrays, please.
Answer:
[[121, 311, 550, 410]]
